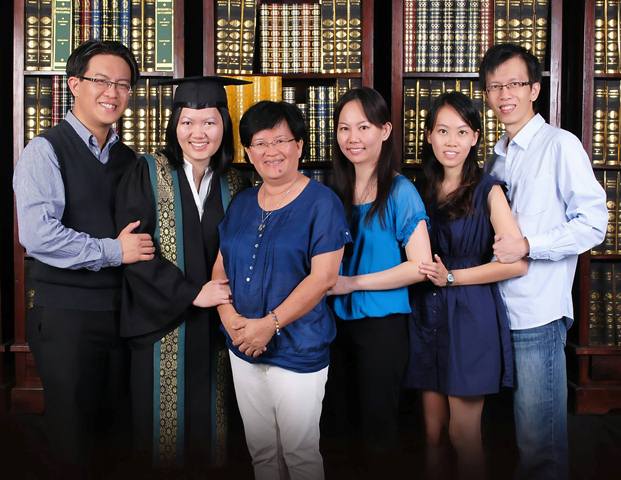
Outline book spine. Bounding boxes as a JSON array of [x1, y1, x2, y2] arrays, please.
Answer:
[[215, 0, 229, 74], [494, 0, 509, 45], [479, 0, 492, 59], [83, 0, 93, 42], [24, 0, 40, 71], [520, 0, 534, 56], [604, 171, 618, 254], [606, 81, 620, 166], [239, 0, 256, 74], [148, 79, 159, 153], [73, 0, 83, 49], [134, 79, 148, 154], [155, 0, 174, 71], [466, 0, 479, 72], [119, 0, 130, 47], [301, 3, 312, 73], [321, 0, 335, 74], [143, 0, 156, 72], [417, 80, 430, 163], [596, 0, 606, 73], [39, 77, 53, 135], [593, 80, 607, 165], [39, 0, 54, 70], [604, 264, 616, 345], [260, 4, 270, 73], [427, 1, 442, 72], [24, 77, 38, 145], [121, 85, 135, 151], [271, 4, 281, 74], [415, 0, 428, 72], [111, 0, 120, 41], [102, 0, 111, 41], [291, 3, 301, 72], [308, 86, 318, 162], [442, 0, 455, 72], [614, 263, 621, 344], [453, 0, 467, 72], [52, 75, 61, 127], [160, 84, 173, 148], [589, 262, 605, 344], [228, 0, 242, 74], [334, 0, 347, 73], [534, 0, 549, 66], [403, 80, 417, 164], [53, 0, 73, 70], [403, 0, 415, 73], [508, 0, 521, 45], [347, 0, 361, 73], [281, 5, 290, 74], [130, 0, 142, 70], [92, 0, 101, 39]]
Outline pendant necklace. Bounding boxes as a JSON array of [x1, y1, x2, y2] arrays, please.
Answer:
[[258, 177, 299, 232]]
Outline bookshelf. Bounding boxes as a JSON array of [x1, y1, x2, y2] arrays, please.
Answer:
[[569, 0, 621, 414], [10, 0, 185, 413], [202, 0, 374, 184], [391, 0, 562, 182]]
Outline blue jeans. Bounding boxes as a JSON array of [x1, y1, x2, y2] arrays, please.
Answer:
[[512, 318, 569, 480]]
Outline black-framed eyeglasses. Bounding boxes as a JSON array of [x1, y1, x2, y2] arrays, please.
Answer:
[[78, 76, 132, 94], [248, 138, 296, 153], [485, 81, 532, 94]]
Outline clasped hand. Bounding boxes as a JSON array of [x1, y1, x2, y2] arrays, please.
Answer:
[[230, 316, 273, 358], [419, 254, 450, 287]]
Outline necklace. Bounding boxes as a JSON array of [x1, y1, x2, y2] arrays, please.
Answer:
[[258, 177, 299, 232]]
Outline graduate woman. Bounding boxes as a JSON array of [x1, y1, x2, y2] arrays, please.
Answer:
[[115, 76, 250, 471]]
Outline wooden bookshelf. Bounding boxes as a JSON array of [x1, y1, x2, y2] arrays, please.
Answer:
[[10, 0, 185, 414], [569, 0, 621, 415]]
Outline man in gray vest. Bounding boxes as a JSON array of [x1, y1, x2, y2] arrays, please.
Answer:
[[13, 40, 154, 475]]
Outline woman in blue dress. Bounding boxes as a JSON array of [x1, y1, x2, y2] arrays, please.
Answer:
[[406, 91, 527, 479], [328, 87, 432, 473], [212, 101, 350, 480]]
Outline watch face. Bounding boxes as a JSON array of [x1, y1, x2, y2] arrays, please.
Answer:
[[447, 272, 455, 284]]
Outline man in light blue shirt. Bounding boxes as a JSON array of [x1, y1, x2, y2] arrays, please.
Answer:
[[13, 40, 154, 474], [480, 44, 607, 479]]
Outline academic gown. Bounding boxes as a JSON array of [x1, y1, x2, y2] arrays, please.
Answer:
[[115, 156, 242, 469]]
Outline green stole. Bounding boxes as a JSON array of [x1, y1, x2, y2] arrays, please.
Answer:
[[144, 153, 236, 467]]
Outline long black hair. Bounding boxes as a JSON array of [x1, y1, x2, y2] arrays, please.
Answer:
[[332, 87, 399, 225], [421, 91, 482, 219], [160, 104, 234, 172]]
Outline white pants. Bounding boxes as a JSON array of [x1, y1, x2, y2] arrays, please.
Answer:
[[229, 351, 328, 480]]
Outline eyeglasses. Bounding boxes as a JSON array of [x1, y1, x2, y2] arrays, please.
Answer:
[[248, 138, 296, 153], [485, 81, 532, 94], [78, 76, 132, 94]]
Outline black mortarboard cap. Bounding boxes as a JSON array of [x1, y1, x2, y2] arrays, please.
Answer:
[[160, 76, 251, 109]]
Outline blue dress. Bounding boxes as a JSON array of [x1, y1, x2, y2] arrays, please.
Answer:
[[219, 179, 351, 373], [405, 173, 514, 396]]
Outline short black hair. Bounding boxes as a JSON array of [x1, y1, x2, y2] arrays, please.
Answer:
[[161, 104, 234, 173], [66, 40, 139, 86], [239, 101, 308, 162], [479, 43, 542, 91]]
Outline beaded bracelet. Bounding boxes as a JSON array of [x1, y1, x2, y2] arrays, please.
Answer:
[[269, 310, 281, 336]]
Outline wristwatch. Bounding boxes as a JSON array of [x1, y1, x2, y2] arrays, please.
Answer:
[[446, 271, 455, 287]]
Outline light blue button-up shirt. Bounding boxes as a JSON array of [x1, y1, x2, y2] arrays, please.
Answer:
[[487, 114, 607, 330], [13, 110, 124, 271]]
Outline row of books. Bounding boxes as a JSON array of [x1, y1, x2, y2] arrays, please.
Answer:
[[225, 76, 360, 164], [594, 0, 621, 73], [404, 0, 548, 74], [216, 0, 361, 75], [24, 75, 173, 155], [593, 170, 621, 256], [403, 78, 505, 165], [589, 262, 621, 346], [24, 0, 174, 73], [592, 80, 621, 166]]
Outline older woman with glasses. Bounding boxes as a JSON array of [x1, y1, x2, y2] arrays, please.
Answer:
[[212, 100, 350, 480]]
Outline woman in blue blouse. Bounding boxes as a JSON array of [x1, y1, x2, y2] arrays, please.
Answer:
[[329, 87, 432, 471], [212, 101, 350, 480]]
